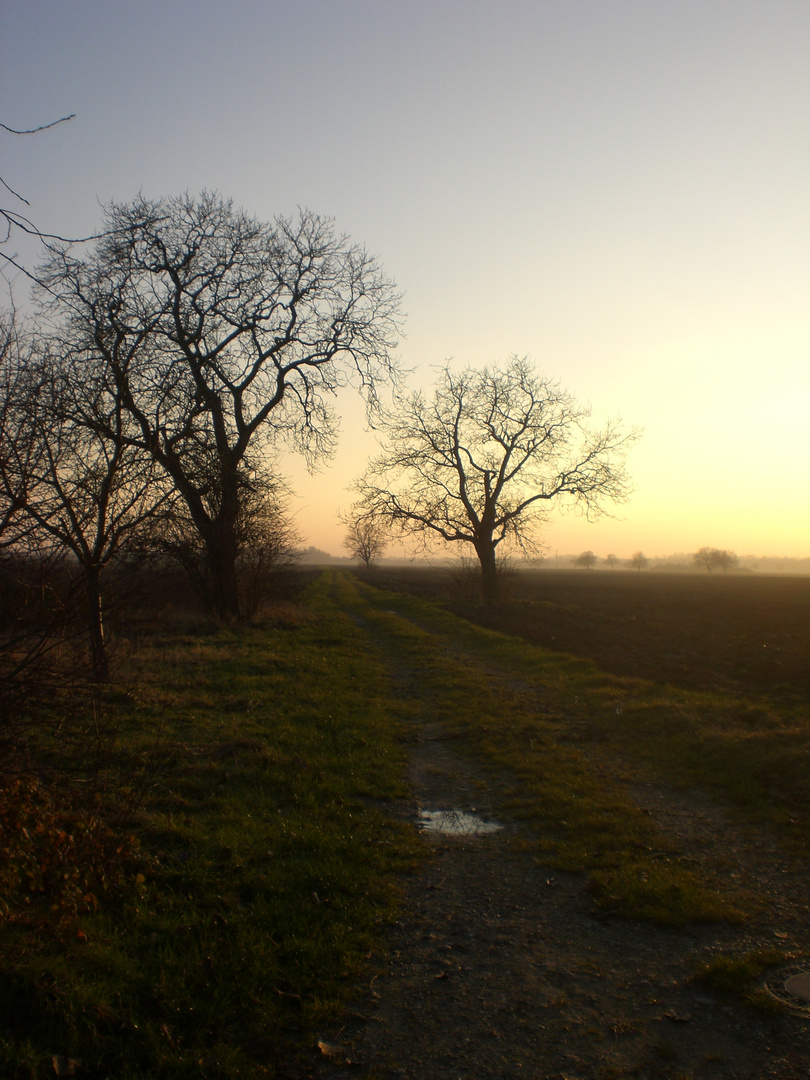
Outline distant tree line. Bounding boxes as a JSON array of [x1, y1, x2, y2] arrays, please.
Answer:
[[566, 548, 742, 573]]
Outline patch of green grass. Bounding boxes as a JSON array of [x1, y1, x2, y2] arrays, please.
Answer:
[[587, 862, 740, 926], [0, 580, 422, 1078], [692, 951, 785, 1011]]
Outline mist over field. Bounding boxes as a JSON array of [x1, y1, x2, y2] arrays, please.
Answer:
[[302, 547, 810, 576]]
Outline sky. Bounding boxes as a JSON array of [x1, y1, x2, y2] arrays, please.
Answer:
[[2, 0, 809, 560]]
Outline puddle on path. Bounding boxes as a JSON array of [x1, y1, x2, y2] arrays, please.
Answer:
[[418, 809, 503, 836], [764, 960, 810, 1015]]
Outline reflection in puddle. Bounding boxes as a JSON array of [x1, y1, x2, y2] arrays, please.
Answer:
[[765, 962, 810, 1014], [785, 973, 810, 1002], [418, 809, 503, 836]]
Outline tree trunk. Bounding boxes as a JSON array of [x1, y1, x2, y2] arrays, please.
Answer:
[[205, 525, 241, 621], [193, 459, 243, 622], [475, 539, 499, 607], [85, 565, 110, 682]]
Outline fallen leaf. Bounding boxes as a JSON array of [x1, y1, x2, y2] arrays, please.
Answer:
[[317, 1039, 345, 1058]]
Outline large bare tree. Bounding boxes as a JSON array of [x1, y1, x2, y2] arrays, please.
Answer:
[[38, 192, 402, 619], [355, 357, 639, 604]]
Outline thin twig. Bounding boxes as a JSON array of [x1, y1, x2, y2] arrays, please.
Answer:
[[0, 114, 76, 135]]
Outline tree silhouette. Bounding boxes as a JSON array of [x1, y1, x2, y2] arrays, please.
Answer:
[[39, 193, 402, 619], [574, 550, 597, 570], [356, 357, 638, 604]]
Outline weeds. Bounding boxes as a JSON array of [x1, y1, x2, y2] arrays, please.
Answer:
[[0, 775, 143, 929]]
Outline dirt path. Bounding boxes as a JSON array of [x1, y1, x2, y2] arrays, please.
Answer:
[[302, 590, 810, 1080]]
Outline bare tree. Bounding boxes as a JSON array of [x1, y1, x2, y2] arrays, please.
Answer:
[[715, 549, 738, 574], [0, 315, 40, 543], [604, 552, 619, 569], [38, 192, 402, 619], [0, 336, 171, 679], [341, 508, 388, 568], [237, 497, 301, 618], [693, 546, 738, 574], [355, 357, 638, 604], [628, 551, 648, 571], [573, 550, 597, 570]]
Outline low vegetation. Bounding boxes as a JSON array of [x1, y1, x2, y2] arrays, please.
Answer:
[[692, 951, 787, 1011], [2, 565, 808, 1075]]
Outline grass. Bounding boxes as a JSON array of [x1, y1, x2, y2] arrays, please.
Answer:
[[0, 577, 422, 1079], [351, 571, 810, 829], [692, 951, 786, 1011]]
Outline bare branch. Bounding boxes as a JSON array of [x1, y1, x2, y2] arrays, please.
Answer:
[[0, 114, 76, 136]]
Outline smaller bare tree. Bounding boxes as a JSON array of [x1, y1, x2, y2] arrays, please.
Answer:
[[0, 334, 171, 679], [341, 508, 388, 569], [153, 462, 298, 618], [628, 551, 648, 571], [573, 550, 597, 570], [236, 479, 302, 618], [693, 547, 738, 574], [355, 357, 639, 604], [604, 552, 618, 569]]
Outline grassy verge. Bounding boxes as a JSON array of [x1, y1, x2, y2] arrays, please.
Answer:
[[1, 578, 421, 1079], [692, 951, 786, 1012]]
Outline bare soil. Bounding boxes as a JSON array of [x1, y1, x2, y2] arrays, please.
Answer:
[[297, 570, 810, 1079]]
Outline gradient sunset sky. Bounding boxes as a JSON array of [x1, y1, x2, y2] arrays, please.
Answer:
[[3, 1, 808, 559]]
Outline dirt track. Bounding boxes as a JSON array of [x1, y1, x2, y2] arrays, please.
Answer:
[[300, 579, 810, 1080]]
